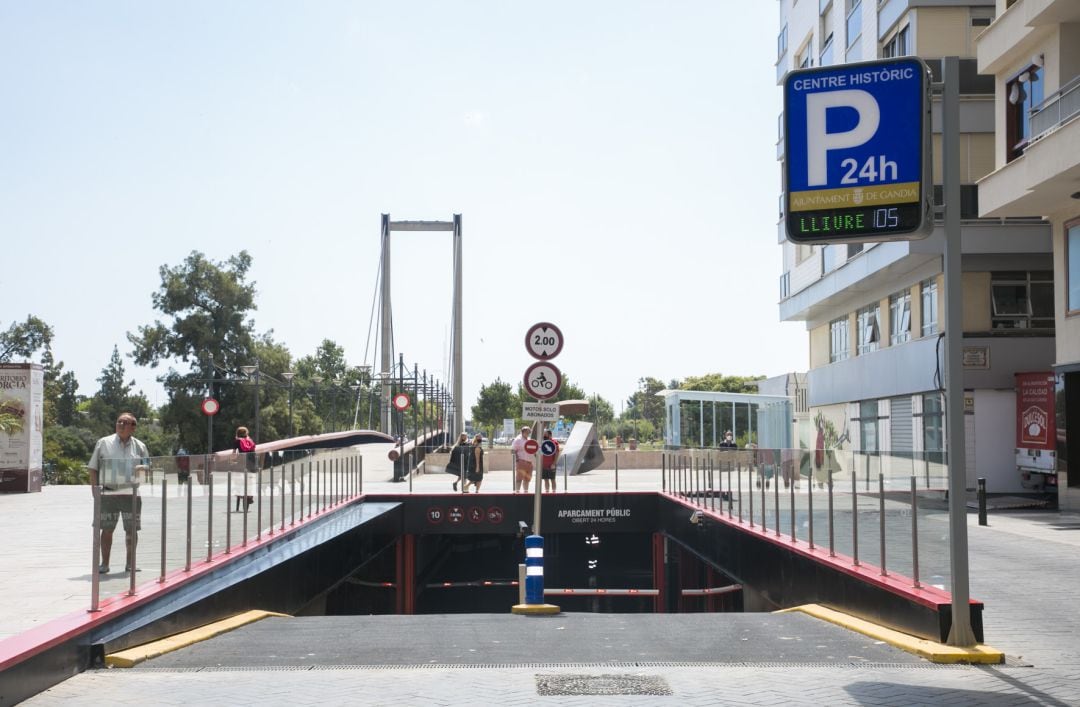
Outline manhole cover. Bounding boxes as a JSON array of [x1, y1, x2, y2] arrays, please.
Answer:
[[536, 673, 672, 696]]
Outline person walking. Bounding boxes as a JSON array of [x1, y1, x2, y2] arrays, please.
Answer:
[[233, 426, 257, 511], [87, 412, 149, 575], [446, 432, 469, 491], [510, 426, 534, 493], [541, 429, 560, 493], [463, 433, 485, 493]]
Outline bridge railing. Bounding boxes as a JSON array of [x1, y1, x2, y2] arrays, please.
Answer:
[[661, 448, 952, 593], [89, 447, 365, 611]]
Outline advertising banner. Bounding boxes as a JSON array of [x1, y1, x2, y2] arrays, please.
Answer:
[[1016, 372, 1056, 451], [0, 363, 44, 493]]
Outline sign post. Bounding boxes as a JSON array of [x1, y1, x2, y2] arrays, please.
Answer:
[[512, 322, 564, 616]]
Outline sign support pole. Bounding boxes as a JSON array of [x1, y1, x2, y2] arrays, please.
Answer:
[[942, 56, 975, 647], [533, 419, 543, 535]]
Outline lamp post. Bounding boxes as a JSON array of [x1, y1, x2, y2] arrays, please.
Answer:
[[281, 371, 296, 438], [311, 375, 324, 432], [240, 364, 261, 443]]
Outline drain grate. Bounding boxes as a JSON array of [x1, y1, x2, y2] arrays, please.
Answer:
[[536, 674, 672, 696]]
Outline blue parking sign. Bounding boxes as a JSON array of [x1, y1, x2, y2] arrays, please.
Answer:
[[784, 58, 931, 243]]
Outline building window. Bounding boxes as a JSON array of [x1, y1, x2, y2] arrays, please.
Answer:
[[856, 303, 881, 354], [1006, 65, 1044, 162], [830, 317, 850, 363], [778, 25, 788, 59], [990, 270, 1054, 331], [857, 400, 880, 452], [889, 290, 911, 345], [846, 0, 862, 49], [919, 393, 943, 452], [797, 42, 812, 69], [1068, 219, 1080, 315], [920, 278, 938, 336], [881, 25, 909, 58]]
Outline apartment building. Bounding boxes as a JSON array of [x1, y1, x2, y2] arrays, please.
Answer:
[[975, 0, 1080, 508], [776, 0, 1055, 494]]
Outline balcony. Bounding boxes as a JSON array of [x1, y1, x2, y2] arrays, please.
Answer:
[[806, 334, 1055, 407], [778, 220, 1051, 323], [978, 99, 1080, 217], [1030, 75, 1080, 141], [977, 0, 1080, 76]]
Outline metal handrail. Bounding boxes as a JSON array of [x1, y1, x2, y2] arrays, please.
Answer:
[[1030, 74, 1080, 143]]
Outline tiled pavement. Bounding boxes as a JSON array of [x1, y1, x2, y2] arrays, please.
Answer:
[[5, 451, 1080, 705]]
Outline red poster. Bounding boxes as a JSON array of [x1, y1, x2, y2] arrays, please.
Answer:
[[1016, 372, 1056, 451]]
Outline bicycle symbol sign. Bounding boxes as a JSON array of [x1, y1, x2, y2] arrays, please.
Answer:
[[523, 361, 562, 400]]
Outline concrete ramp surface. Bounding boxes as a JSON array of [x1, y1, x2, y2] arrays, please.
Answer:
[[561, 421, 604, 475]]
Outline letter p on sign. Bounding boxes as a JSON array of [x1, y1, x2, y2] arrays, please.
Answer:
[[806, 89, 879, 187]]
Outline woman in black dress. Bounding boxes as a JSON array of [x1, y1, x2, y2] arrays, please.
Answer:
[[463, 433, 485, 493]]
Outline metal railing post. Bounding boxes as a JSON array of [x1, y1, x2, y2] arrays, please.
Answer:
[[90, 486, 102, 612], [910, 475, 921, 588], [128, 486, 138, 595], [827, 474, 835, 556], [160, 475, 167, 582], [851, 466, 859, 566], [878, 472, 887, 575], [789, 453, 796, 542], [225, 461, 232, 553], [185, 476, 192, 571], [206, 460, 214, 562], [807, 468, 814, 550], [774, 459, 781, 537]]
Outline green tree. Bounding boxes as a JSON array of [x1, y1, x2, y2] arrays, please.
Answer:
[[586, 394, 615, 426], [293, 339, 373, 433], [129, 251, 259, 452], [471, 379, 519, 436], [0, 315, 52, 362], [679, 372, 764, 393], [624, 376, 667, 433], [86, 346, 151, 435]]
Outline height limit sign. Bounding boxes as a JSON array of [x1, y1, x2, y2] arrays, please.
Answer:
[[524, 322, 563, 401]]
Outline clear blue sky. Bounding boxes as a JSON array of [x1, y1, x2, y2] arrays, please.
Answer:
[[1, 1, 806, 416]]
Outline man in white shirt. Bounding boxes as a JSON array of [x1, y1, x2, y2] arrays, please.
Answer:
[[510, 426, 534, 493], [87, 412, 149, 574]]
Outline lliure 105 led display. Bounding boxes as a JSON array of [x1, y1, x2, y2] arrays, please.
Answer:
[[784, 57, 933, 244]]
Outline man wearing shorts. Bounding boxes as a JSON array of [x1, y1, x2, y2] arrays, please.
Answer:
[[88, 412, 149, 574], [541, 429, 560, 493], [510, 426, 534, 493]]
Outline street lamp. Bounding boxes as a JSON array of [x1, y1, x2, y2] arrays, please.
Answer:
[[281, 371, 296, 438], [311, 375, 324, 432], [240, 364, 260, 442]]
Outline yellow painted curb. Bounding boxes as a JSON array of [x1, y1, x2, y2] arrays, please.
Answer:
[[780, 604, 1003, 664], [105, 610, 290, 668], [511, 603, 562, 616]]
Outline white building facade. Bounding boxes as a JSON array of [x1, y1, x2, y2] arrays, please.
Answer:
[[975, 0, 1080, 508], [776, 0, 1056, 494]]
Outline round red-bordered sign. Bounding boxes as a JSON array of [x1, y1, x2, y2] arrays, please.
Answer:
[[525, 322, 564, 360], [524, 438, 540, 455], [523, 361, 562, 400], [200, 398, 220, 416], [392, 393, 411, 411]]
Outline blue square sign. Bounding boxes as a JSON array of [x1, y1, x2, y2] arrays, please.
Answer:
[[784, 57, 932, 243]]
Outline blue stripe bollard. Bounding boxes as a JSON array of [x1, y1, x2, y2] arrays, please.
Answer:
[[525, 535, 544, 605]]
